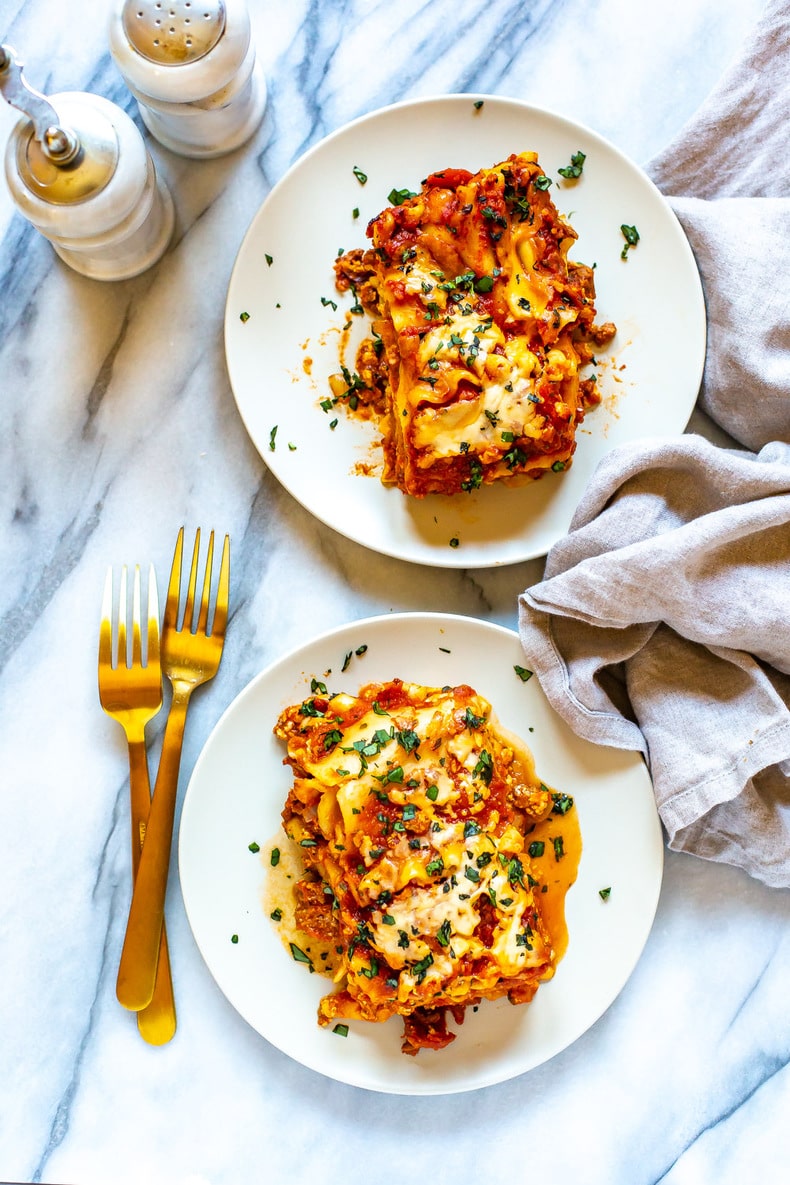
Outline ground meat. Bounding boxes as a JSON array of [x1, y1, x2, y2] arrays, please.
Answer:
[[293, 878, 339, 942], [401, 1005, 465, 1055]]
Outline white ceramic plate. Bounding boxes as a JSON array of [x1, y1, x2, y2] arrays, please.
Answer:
[[224, 95, 705, 568], [179, 613, 663, 1094]]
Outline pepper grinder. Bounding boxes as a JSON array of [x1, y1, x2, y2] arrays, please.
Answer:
[[0, 45, 174, 281], [108, 0, 267, 158]]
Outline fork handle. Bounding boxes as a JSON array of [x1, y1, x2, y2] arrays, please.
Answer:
[[125, 732, 177, 1042], [116, 684, 191, 1011], [127, 735, 151, 880], [137, 925, 177, 1044]]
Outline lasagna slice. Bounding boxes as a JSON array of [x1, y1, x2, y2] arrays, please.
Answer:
[[274, 678, 580, 1055], [333, 152, 615, 498]]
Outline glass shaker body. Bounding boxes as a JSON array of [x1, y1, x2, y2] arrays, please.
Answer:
[[108, 0, 266, 158], [4, 91, 174, 281]]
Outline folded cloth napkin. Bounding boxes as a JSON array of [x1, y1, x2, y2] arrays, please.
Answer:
[[648, 0, 790, 452], [519, 0, 790, 888]]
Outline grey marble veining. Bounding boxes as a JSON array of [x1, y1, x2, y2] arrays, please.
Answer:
[[1, 1, 787, 1183]]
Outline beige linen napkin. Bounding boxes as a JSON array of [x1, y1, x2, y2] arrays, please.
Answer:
[[519, 0, 790, 887], [648, 0, 790, 453]]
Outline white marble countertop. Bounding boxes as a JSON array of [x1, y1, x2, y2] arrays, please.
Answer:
[[2, 1, 789, 1183]]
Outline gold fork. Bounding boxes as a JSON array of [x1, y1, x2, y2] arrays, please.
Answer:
[[98, 564, 177, 1044], [116, 528, 230, 1012]]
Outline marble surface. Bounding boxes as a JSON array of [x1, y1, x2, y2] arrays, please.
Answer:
[[1, 1, 788, 1182]]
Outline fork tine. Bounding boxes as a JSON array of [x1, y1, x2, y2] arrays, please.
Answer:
[[147, 563, 160, 669], [164, 527, 185, 633], [99, 567, 113, 669], [195, 531, 214, 634], [118, 565, 128, 670], [131, 566, 143, 669], [211, 535, 230, 639], [182, 529, 201, 632]]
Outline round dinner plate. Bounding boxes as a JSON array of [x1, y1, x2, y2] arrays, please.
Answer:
[[178, 613, 664, 1094], [224, 94, 705, 569]]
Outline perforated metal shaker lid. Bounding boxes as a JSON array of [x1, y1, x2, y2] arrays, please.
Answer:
[[122, 0, 227, 66]]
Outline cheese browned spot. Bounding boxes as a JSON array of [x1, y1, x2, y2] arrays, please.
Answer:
[[331, 152, 615, 498], [272, 678, 581, 1055]]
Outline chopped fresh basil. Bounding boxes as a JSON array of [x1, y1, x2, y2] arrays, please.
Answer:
[[412, 952, 434, 983], [323, 728, 343, 751], [551, 792, 574, 815], [395, 727, 419, 753], [473, 749, 494, 785], [558, 150, 586, 180], [464, 708, 485, 730], [504, 446, 528, 470], [388, 186, 417, 205], [290, 943, 313, 966], [620, 223, 640, 260], [508, 856, 526, 887]]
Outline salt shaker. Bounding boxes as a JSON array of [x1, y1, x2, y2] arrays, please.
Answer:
[[108, 0, 267, 159], [0, 45, 174, 281]]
